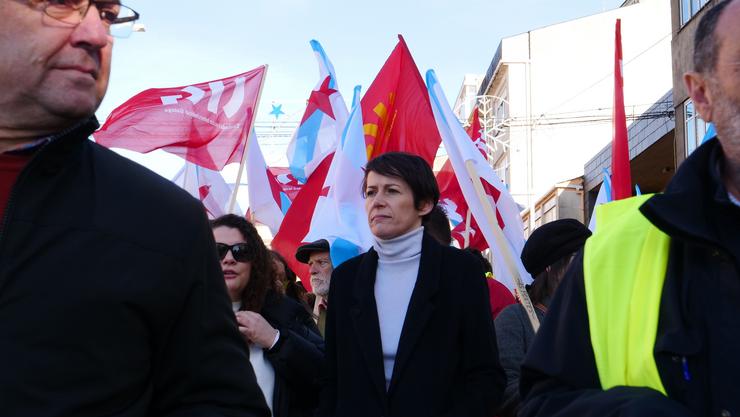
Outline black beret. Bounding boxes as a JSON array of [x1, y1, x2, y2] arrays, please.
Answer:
[[520, 218, 592, 276], [295, 239, 330, 264]]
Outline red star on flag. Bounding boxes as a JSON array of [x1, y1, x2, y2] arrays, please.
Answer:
[[301, 76, 337, 123]]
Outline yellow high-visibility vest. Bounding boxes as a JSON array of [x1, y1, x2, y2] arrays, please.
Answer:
[[583, 194, 670, 395]]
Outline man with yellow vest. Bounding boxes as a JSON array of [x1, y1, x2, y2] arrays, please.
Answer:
[[519, 1, 740, 416]]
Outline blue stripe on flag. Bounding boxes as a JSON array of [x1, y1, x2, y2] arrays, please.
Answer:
[[330, 237, 362, 268], [310, 40, 337, 90], [279, 192, 292, 215], [289, 111, 324, 182]]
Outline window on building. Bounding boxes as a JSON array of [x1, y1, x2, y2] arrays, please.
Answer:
[[681, 0, 710, 26], [684, 100, 708, 156]]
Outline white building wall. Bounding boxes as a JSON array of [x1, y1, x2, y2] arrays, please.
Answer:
[[495, 0, 672, 208]]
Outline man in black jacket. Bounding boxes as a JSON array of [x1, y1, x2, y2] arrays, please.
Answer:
[[519, 1, 740, 416], [0, 2, 268, 417]]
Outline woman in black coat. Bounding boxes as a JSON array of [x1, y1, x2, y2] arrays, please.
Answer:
[[318, 152, 505, 417], [211, 214, 324, 417]]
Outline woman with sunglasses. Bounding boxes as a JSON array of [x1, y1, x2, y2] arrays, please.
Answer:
[[211, 214, 325, 417]]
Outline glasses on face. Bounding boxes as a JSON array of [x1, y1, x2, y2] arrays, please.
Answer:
[[34, 0, 140, 38], [216, 243, 254, 263]]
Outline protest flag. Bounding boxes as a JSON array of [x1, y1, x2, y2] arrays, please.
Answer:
[[426, 69, 538, 330], [270, 154, 334, 290], [611, 19, 632, 200], [362, 35, 441, 165], [588, 169, 613, 232], [304, 86, 374, 268], [286, 40, 349, 183], [244, 129, 290, 235], [437, 107, 488, 250], [172, 163, 239, 219], [96, 66, 267, 171]]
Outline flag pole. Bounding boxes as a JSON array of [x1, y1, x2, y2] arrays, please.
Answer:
[[463, 209, 472, 248], [229, 65, 269, 215], [464, 160, 540, 332]]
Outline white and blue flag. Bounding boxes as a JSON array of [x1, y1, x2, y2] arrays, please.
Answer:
[[286, 40, 349, 184]]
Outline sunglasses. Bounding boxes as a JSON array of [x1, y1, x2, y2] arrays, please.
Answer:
[[216, 243, 254, 263]]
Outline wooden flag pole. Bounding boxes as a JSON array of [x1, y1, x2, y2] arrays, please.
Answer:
[[464, 160, 540, 332], [463, 209, 472, 248], [229, 65, 269, 215]]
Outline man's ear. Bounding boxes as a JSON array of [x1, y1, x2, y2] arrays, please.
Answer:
[[684, 71, 714, 122]]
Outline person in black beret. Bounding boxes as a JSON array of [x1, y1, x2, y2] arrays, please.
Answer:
[[494, 218, 591, 417]]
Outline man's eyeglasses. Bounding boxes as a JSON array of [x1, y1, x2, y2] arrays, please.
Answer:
[[34, 0, 140, 38], [216, 243, 254, 263]]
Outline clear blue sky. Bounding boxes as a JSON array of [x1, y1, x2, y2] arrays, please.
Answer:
[[99, 0, 624, 178]]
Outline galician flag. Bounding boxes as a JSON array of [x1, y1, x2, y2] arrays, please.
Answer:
[[304, 86, 374, 267], [427, 70, 531, 290], [172, 163, 239, 219], [286, 40, 349, 183]]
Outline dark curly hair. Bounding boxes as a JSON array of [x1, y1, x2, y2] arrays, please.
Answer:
[[210, 214, 277, 312]]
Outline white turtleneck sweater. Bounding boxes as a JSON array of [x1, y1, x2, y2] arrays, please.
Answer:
[[372, 226, 424, 390]]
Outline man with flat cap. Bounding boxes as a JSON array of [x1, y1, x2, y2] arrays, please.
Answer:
[[296, 239, 333, 336]]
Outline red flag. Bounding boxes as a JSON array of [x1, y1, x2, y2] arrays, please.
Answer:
[[95, 66, 266, 170], [361, 35, 441, 165], [270, 154, 334, 291], [611, 20, 632, 200], [437, 107, 488, 250]]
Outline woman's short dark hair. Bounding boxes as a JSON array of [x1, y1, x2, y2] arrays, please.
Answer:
[[363, 152, 440, 222], [210, 214, 277, 312]]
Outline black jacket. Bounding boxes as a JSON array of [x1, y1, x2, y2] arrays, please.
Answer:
[[319, 233, 505, 417], [519, 138, 740, 417], [259, 291, 325, 417], [0, 118, 269, 417]]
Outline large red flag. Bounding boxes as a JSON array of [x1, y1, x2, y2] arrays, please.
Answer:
[[611, 20, 631, 200], [95, 66, 266, 171], [361, 35, 441, 165], [270, 154, 334, 290], [437, 107, 488, 249]]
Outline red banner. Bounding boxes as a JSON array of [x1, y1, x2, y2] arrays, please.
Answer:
[[361, 35, 441, 165], [95, 66, 266, 171]]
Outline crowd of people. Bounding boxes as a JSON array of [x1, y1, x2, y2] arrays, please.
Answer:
[[0, 0, 738, 416]]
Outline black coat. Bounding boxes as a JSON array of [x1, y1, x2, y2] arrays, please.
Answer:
[[0, 118, 269, 417], [258, 291, 325, 417], [319, 233, 505, 417], [519, 138, 740, 417]]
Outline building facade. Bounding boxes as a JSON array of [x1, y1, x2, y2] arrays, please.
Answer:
[[476, 0, 673, 228]]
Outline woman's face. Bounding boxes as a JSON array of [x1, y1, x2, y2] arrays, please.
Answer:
[[213, 226, 252, 302], [364, 171, 433, 240]]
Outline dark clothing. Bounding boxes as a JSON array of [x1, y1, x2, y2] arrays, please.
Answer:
[[520, 138, 740, 417], [0, 118, 269, 417], [0, 149, 32, 224], [319, 233, 505, 417], [494, 304, 546, 417], [260, 291, 325, 417]]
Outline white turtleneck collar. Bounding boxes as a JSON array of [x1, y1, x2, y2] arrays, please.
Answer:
[[372, 226, 424, 262]]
